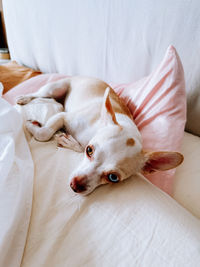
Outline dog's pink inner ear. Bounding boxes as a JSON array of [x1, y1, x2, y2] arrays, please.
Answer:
[[101, 87, 118, 125], [142, 151, 183, 173]]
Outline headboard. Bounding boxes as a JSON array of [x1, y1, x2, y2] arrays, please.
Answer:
[[2, 0, 200, 136]]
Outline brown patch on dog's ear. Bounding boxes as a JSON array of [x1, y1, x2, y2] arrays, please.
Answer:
[[126, 138, 135, 146], [142, 151, 184, 174], [101, 87, 119, 126], [105, 91, 118, 125]]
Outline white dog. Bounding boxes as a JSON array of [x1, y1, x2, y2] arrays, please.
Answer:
[[17, 76, 183, 195]]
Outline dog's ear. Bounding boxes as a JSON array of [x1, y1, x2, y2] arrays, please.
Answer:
[[101, 87, 119, 126], [142, 151, 183, 174]]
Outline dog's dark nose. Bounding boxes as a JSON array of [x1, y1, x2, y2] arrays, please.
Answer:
[[70, 176, 87, 193]]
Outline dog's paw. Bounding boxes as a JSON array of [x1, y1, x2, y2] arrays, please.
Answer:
[[17, 95, 34, 105], [55, 132, 84, 153]]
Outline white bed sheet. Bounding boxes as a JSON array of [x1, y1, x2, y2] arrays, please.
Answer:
[[173, 132, 200, 218], [14, 99, 200, 267], [21, 140, 200, 267]]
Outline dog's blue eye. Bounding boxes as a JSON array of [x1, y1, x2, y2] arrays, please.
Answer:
[[107, 173, 119, 183]]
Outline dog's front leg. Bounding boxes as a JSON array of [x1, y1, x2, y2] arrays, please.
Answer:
[[17, 78, 70, 105], [26, 112, 67, 142], [26, 112, 84, 152]]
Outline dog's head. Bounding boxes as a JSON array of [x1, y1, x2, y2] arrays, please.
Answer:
[[69, 88, 183, 195]]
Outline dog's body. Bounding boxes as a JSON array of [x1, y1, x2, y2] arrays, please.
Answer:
[[18, 77, 135, 146], [17, 76, 183, 195]]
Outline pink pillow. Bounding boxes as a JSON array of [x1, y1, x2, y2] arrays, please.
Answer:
[[3, 45, 186, 195], [3, 73, 67, 105], [112, 45, 186, 195]]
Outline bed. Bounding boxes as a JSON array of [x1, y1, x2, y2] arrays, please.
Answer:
[[1, 1, 200, 266]]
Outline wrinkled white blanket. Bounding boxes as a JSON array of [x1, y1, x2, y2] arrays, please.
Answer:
[[0, 92, 33, 266], [1, 95, 200, 267]]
